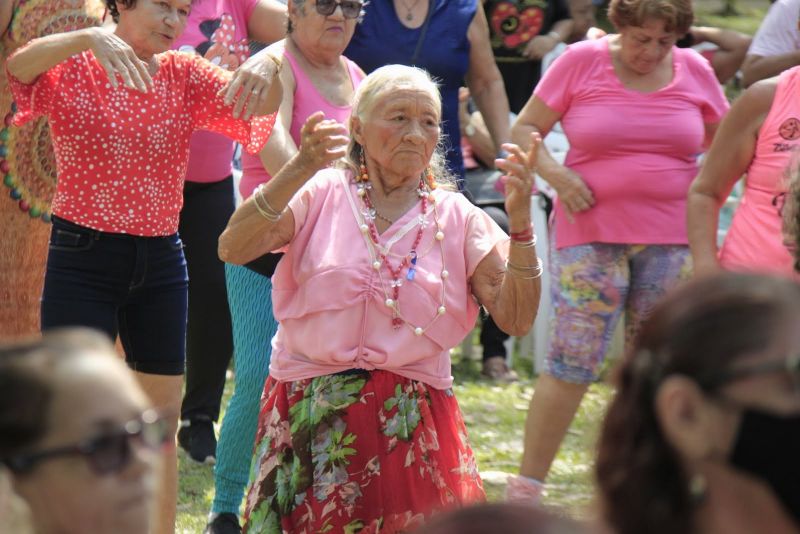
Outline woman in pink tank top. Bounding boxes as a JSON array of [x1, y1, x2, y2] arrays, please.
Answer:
[[209, 2, 365, 531], [689, 67, 800, 277]]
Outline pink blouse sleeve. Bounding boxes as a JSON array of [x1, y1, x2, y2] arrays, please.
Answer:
[[183, 53, 276, 154], [5, 55, 67, 126], [463, 199, 509, 277]]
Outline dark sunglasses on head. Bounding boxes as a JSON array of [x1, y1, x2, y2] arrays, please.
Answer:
[[698, 353, 800, 392], [315, 0, 363, 19], [3, 410, 169, 476]]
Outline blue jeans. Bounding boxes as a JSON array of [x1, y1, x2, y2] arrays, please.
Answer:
[[41, 216, 189, 375]]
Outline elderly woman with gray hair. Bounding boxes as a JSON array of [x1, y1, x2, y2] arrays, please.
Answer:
[[219, 64, 542, 532]]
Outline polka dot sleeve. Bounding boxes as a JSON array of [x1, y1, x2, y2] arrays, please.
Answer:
[[183, 53, 276, 155], [5, 56, 66, 126]]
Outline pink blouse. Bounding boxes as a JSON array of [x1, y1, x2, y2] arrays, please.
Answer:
[[268, 169, 508, 389]]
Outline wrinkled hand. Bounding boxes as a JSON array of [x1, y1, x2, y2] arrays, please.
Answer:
[[553, 167, 594, 223], [523, 34, 558, 60], [297, 112, 349, 173], [496, 133, 541, 218], [87, 28, 152, 92], [220, 50, 280, 120]]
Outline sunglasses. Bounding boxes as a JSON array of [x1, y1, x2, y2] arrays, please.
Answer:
[[698, 353, 800, 391], [3, 410, 169, 476], [314, 0, 363, 19]]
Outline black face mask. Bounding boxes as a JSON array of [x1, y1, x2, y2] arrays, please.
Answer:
[[728, 408, 800, 523]]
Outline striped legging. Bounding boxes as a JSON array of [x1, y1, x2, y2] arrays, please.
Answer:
[[211, 263, 278, 515]]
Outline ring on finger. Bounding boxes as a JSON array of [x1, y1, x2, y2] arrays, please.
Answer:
[[251, 88, 260, 95]]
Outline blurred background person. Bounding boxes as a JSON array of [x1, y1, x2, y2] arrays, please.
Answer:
[[688, 65, 799, 278], [413, 502, 587, 534], [596, 273, 800, 534], [741, 0, 800, 87], [0, 1, 105, 341], [204, 0, 365, 531], [508, 0, 728, 502], [484, 0, 574, 115], [676, 26, 751, 85], [172, 0, 286, 468], [0, 329, 170, 534]]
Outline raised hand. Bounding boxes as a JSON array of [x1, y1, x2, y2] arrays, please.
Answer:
[[296, 112, 350, 174], [87, 28, 152, 92], [496, 133, 541, 219]]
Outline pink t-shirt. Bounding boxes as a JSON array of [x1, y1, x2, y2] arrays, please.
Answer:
[[7, 50, 275, 235], [239, 46, 364, 198], [267, 169, 508, 389], [174, 0, 258, 183], [718, 67, 800, 276], [535, 37, 729, 248]]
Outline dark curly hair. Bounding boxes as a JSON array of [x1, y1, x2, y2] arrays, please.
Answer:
[[595, 273, 800, 534]]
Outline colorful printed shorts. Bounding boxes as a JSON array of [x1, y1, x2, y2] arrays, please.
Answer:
[[546, 240, 692, 384]]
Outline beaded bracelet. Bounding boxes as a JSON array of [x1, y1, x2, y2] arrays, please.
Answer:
[[509, 226, 534, 242]]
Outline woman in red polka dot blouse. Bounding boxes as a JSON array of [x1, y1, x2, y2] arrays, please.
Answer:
[[4, 0, 281, 531]]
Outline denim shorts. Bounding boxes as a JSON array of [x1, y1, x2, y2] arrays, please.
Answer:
[[41, 216, 189, 375]]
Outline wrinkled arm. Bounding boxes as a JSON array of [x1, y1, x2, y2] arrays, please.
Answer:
[[741, 52, 800, 88], [471, 137, 542, 336], [687, 80, 773, 276], [465, 6, 511, 153], [512, 95, 595, 219], [219, 113, 348, 264], [247, 0, 287, 44]]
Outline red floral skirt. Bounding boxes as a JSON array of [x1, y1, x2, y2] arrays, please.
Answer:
[[243, 370, 485, 533]]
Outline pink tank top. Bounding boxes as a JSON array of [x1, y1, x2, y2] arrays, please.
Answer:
[[719, 67, 800, 276], [239, 47, 364, 198]]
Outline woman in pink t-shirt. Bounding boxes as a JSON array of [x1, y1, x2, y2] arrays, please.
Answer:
[[5, 0, 280, 530], [507, 0, 728, 502], [219, 65, 541, 532]]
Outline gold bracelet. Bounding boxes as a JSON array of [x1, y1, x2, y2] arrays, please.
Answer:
[[510, 235, 537, 249], [265, 54, 283, 73], [506, 258, 544, 279]]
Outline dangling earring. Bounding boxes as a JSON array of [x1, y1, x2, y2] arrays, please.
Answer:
[[359, 150, 369, 182], [688, 472, 708, 505], [425, 168, 436, 190]]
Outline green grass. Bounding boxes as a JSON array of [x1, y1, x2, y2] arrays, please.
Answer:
[[176, 352, 613, 532]]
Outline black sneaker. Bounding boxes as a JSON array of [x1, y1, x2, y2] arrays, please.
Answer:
[[204, 513, 242, 534], [177, 416, 217, 465]]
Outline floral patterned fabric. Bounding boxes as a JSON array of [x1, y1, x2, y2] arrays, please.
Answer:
[[244, 370, 485, 533]]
